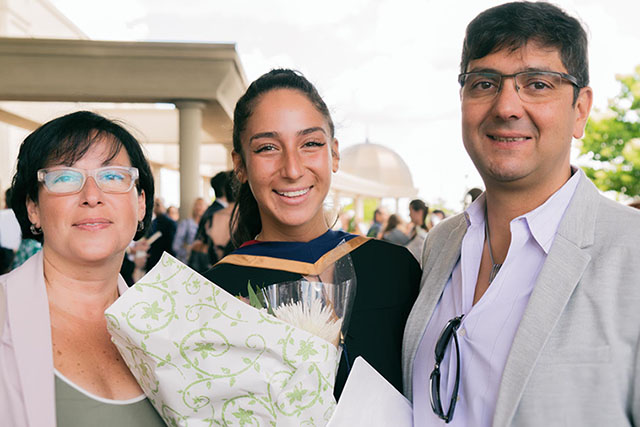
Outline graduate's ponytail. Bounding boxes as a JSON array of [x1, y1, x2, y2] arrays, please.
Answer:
[[229, 69, 335, 248]]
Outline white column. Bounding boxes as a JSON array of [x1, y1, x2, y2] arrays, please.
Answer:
[[175, 101, 206, 220], [355, 196, 364, 221]]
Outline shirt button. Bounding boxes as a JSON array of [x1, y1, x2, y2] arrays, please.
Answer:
[[459, 328, 466, 337]]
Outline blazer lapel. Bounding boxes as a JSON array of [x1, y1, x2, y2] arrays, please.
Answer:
[[6, 251, 56, 427], [493, 173, 599, 427], [403, 215, 468, 399]]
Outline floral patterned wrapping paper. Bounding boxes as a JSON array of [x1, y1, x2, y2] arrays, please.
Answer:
[[105, 253, 339, 426]]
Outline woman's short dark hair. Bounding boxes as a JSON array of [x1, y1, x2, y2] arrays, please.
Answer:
[[11, 110, 154, 242], [230, 69, 335, 247], [460, 1, 589, 102], [409, 199, 429, 230]]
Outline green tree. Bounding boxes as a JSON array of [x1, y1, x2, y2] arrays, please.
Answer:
[[579, 65, 640, 197]]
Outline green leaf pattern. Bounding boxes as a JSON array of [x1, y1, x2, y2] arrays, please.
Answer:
[[106, 252, 338, 426]]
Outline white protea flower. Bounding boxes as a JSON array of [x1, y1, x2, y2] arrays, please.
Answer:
[[272, 298, 343, 347]]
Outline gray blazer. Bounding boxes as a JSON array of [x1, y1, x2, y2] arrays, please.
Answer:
[[403, 171, 640, 426]]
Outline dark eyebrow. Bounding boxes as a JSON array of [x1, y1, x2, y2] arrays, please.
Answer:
[[297, 127, 327, 137], [249, 127, 327, 144], [466, 66, 557, 74], [249, 131, 279, 144]]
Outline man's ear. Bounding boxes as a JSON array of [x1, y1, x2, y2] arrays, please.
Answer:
[[137, 189, 146, 222], [232, 151, 247, 183], [573, 86, 593, 139], [26, 197, 40, 227], [331, 138, 340, 173]]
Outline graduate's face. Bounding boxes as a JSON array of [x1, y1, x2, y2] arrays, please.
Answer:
[[234, 88, 339, 241]]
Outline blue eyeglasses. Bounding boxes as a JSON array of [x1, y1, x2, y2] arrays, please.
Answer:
[[37, 166, 139, 195]]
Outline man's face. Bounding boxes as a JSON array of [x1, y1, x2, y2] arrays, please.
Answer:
[[461, 42, 592, 194]]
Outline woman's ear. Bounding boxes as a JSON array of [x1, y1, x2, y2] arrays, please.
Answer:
[[331, 138, 340, 173], [137, 190, 146, 222], [232, 151, 247, 183], [26, 197, 40, 227]]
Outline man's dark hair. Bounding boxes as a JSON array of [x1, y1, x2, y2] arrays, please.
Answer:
[[210, 171, 229, 198], [461, 1, 589, 102]]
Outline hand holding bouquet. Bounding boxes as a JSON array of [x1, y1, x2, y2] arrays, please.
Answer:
[[105, 251, 356, 426]]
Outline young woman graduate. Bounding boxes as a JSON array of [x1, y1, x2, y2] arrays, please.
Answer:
[[203, 69, 421, 398]]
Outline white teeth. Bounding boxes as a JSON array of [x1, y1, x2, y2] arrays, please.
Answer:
[[277, 188, 309, 197], [490, 136, 528, 142]]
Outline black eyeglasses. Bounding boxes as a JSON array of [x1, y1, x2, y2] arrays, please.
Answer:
[[458, 70, 581, 104], [429, 314, 464, 423]]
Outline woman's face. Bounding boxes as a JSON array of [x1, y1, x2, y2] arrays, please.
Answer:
[[409, 206, 423, 226], [234, 88, 339, 241], [27, 137, 146, 266]]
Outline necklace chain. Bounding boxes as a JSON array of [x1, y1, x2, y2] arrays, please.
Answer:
[[484, 215, 502, 284]]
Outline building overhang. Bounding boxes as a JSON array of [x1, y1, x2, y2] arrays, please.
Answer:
[[0, 37, 247, 144]]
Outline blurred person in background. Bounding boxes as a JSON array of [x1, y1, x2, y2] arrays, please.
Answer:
[[367, 206, 389, 238], [405, 199, 429, 262], [0, 188, 21, 255], [145, 197, 176, 271], [428, 209, 446, 230], [172, 197, 206, 264], [382, 213, 410, 246], [166, 205, 180, 222], [464, 187, 483, 209], [189, 171, 232, 272]]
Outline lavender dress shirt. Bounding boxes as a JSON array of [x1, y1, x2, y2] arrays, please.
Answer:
[[412, 171, 580, 426]]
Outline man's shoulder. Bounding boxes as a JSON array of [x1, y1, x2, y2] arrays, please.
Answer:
[[427, 213, 467, 240], [593, 194, 640, 240], [597, 194, 640, 223]]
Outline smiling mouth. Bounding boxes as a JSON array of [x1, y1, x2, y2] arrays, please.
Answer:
[[274, 188, 310, 198], [73, 220, 112, 227], [488, 135, 531, 142]]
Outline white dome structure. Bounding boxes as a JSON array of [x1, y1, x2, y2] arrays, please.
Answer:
[[328, 141, 418, 218], [335, 142, 418, 198]]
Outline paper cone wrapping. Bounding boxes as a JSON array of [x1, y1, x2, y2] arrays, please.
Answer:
[[106, 253, 338, 426]]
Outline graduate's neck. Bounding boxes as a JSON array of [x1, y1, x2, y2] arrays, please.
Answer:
[[258, 219, 329, 243]]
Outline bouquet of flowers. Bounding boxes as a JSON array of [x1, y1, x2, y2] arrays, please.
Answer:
[[105, 250, 356, 426]]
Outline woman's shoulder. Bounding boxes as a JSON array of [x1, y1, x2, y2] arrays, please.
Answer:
[[358, 237, 415, 256], [1, 250, 42, 285], [353, 238, 421, 273]]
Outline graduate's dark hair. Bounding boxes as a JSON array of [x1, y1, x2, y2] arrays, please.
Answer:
[[461, 1, 588, 103], [230, 69, 335, 247], [11, 110, 154, 242]]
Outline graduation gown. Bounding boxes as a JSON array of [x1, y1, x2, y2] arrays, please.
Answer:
[[203, 230, 421, 398]]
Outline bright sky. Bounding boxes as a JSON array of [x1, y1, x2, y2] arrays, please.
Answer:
[[50, 0, 640, 211]]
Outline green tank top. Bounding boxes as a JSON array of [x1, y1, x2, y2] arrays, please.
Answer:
[[54, 372, 166, 426]]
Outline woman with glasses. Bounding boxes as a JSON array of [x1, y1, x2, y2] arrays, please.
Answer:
[[203, 69, 421, 398], [0, 111, 164, 426]]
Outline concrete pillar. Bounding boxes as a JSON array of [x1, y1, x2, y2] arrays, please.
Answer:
[[355, 196, 364, 221], [175, 101, 206, 220]]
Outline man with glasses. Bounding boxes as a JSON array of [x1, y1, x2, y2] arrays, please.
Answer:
[[403, 2, 640, 426]]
